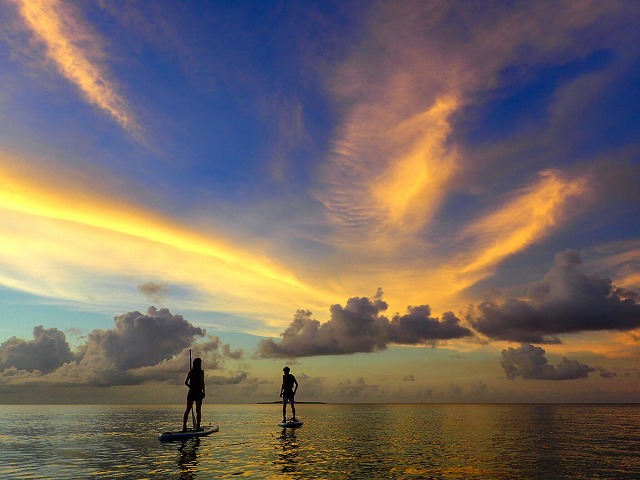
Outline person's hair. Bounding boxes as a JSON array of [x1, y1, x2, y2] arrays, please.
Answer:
[[193, 358, 202, 370], [283, 366, 290, 373]]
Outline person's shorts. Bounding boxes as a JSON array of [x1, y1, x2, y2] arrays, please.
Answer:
[[282, 393, 295, 405], [187, 390, 203, 402]]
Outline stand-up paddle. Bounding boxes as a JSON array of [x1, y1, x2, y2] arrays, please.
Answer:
[[189, 349, 196, 430]]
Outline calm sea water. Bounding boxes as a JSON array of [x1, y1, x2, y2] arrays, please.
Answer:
[[0, 403, 638, 479]]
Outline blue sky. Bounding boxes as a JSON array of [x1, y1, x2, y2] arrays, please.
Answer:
[[0, 0, 639, 404]]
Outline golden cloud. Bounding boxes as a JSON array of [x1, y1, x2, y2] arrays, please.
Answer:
[[13, 0, 140, 136]]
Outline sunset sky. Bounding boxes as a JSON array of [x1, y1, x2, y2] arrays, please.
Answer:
[[1, 0, 639, 404]]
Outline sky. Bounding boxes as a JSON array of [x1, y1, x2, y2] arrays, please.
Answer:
[[0, 0, 639, 404]]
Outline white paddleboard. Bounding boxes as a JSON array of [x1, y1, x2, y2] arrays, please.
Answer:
[[159, 424, 219, 441], [278, 420, 303, 428]]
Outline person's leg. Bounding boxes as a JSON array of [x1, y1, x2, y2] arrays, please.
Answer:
[[282, 399, 287, 422], [291, 400, 296, 421], [183, 400, 193, 430], [195, 399, 202, 429]]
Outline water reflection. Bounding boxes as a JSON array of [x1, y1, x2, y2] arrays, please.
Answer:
[[274, 427, 298, 473], [176, 438, 200, 480], [0, 404, 637, 479]]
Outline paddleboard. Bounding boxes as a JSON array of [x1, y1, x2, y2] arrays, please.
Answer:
[[278, 420, 303, 428], [159, 424, 219, 441]]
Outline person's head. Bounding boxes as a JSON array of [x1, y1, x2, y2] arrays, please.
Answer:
[[283, 366, 290, 374], [193, 358, 202, 370]]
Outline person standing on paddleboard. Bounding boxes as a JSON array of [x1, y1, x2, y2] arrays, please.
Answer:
[[183, 357, 205, 431], [280, 366, 298, 423]]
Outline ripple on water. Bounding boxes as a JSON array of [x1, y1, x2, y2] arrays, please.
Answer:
[[0, 404, 638, 479]]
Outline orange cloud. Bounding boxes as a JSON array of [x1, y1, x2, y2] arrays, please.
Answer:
[[13, 0, 140, 136], [319, 94, 460, 254], [372, 96, 459, 233], [459, 170, 589, 282]]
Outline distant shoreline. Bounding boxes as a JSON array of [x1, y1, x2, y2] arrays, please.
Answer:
[[257, 401, 327, 404]]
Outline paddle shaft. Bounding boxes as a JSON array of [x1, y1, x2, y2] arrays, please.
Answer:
[[189, 349, 196, 429]]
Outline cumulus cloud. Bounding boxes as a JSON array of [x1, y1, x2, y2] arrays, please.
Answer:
[[0, 307, 246, 388], [127, 334, 220, 384], [256, 289, 473, 358], [501, 344, 597, 380], [468, 250, 640, 343], [0, 326, 74, 374], [81, 306, 204, 372]]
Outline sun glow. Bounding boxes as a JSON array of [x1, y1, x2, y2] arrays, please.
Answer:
[[0, 156, 335, 328]]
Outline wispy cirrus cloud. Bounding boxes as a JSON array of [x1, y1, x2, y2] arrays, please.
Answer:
[[313, 0, 618, 285], [12, 0, 140, 138], [458, 170, 589, 283]]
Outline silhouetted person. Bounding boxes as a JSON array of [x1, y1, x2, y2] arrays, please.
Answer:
[[280, 366, 298, 422], [183, 357, 205, 431]]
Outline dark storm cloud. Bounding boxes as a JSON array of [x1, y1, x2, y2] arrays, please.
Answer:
[[468, 250, 640, 343], [137, 281, 169, 303], [501, 344, 596, 380], [0, 326, 75, 374], [256, 289, 473, 358]]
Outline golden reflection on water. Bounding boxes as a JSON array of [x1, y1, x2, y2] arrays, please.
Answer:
[[0, 404, 638, 479], [274, 428, 299, 474], [176, 437, 199, 479]]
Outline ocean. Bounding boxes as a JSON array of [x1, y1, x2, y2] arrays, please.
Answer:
[[0, 403, 637, 479]]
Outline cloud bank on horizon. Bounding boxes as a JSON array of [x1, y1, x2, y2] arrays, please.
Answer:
[[0, 1, 639, 401], [0, 250, 636, 390], [0, 307, 246, 388], [500, 343, 614, 381]]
